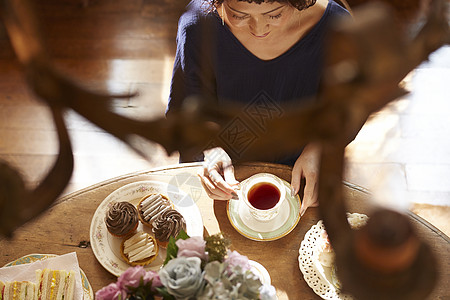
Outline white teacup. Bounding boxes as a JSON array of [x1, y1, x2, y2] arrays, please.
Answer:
[[238, 173, 286, 222]]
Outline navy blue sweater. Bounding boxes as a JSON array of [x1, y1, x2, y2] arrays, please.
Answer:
[[167, 0, 349, 165]]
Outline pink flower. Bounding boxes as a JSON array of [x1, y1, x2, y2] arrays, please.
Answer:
[[95, 283, 126, 300], [117, 266, 146, 292], [225, 250, 251, 272], [143, 270, 162, 291], [176, 236, 208, 261]]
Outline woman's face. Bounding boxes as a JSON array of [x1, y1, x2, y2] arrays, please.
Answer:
[[222, 0, 297, 39]]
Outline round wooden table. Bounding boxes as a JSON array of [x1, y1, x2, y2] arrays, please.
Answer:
[[1, 162, 449, 299]]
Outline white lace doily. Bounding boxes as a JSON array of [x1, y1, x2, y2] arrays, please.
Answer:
[[298, 213, 368, 300]]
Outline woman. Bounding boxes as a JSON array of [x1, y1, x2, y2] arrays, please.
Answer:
[[166, 0, 350, 215]]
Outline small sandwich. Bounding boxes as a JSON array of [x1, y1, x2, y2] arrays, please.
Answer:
[[1, 280, 37, 300], [35, 269, 76, 300], [0, 281, 5, 300]]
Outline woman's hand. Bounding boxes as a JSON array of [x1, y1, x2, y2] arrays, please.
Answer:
[[198, 147, 239, 200], [291, 143, 321, 216]]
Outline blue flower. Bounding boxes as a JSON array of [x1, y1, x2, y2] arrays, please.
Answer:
[[159, 256, 205, 299]]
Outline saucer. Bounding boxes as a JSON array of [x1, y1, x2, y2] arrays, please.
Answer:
[[249, 260, 271, 285], [227, 179, 301, 241]]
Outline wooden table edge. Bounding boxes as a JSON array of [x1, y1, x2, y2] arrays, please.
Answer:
[[57, 162, 449, 242]]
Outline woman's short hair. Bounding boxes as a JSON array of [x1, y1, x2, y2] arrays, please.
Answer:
[[204, 0, 317, 11]]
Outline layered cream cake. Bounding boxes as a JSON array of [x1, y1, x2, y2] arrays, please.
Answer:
[[317, 229, 335, 268], [137, 194, 172, 228], [121, 232, 159, 266], [317, 213, 369, 289]]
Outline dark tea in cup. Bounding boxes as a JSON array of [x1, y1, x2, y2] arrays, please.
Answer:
[[248, 182, 281, 210], [239, 173, 286, 221]]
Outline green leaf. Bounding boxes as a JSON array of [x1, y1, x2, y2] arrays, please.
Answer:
[[155, 287, 176, 300], [126, 278, 156, 300], [162, 229, 191, 266], [163, 236, 178, 266], [176, 228, 190, 240]]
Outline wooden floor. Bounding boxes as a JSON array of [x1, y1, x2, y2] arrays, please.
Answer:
[[0, 0, 448, 237]]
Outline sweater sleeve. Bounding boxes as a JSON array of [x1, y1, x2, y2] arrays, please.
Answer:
[[166, 5, 217, 118]]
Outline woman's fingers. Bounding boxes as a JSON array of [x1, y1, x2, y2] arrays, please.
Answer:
[[290, 165, 302, 196], [198, 170, 233, 200], [292, 143, 321, 216], [300, 180, 319, 216], [223, 163, 239, 186], [198, 174, 232, 200], [207, 168, 235, 194], [200, 147, 239, 200]]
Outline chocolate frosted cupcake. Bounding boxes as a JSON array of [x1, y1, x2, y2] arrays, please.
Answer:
[[152, 209, 186, 247], [105, 202, 139, 237]]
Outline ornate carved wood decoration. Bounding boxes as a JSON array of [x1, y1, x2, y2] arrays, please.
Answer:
[[0, 0, 448, 298]]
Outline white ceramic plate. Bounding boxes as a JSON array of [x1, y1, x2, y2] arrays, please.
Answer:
[[89, 180, 204, 277], [3, 254, 94, 300], [298, 213, 368, 300], [249, 260, 271, 285], [227, 179, 301, 241]]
